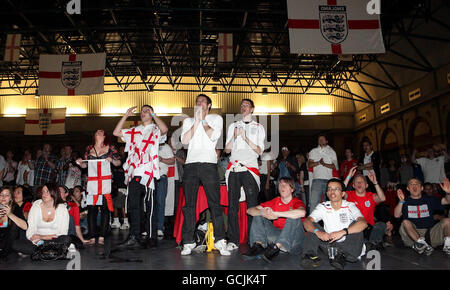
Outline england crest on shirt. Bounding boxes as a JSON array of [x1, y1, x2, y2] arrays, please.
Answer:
[[365, 200, 371, 208], [339, 213, 348, 224]]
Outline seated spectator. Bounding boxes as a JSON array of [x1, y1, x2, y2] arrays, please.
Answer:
[[244, 177, 306, 262], [423, 182, 444, 199], [343, 167, 387, 250], [59, 186, 88, 246], [13, 186, 32, 220], [0, 186, 28, 259], [71, 186, 88, 235], [12, 183, 70, 255], [301, 178, 367, 270], [394, 177, 450, 256]]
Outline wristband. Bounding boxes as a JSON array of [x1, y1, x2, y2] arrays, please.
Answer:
[[373, 183, 378, 186], [313, 228, 319, 234], [399, 201, 405, 204], [201, 119, 206, 124], [260, 209, 263, 217], [151, 113, 155, 117], [343, 228, 349, 235]]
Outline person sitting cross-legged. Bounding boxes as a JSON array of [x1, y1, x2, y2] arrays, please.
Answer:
[[301, 178, 368, 270], [343, 167, 387, 250], [394, 177, 450, 256], [244, 177, 306, 262]]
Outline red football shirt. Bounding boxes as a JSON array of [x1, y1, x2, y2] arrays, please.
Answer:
[[340, 159, 358, 178], [346, 191, 377, 226], [260, 197, 305, 229], [22, 202, 32, 213], [67, 201, 80, 226]]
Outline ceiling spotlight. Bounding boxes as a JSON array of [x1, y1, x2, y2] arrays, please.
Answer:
[[262, 88, 268, 96], [212, 86, 218, 95], [34, 90, 40, 99]]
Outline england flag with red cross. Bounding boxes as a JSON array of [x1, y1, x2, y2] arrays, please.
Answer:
[[287, 0, 385, 54], [86, 159, 113, 211], [38, 53, 105, 95]]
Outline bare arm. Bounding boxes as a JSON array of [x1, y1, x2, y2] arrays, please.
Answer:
[[367, 170, 386, 203], [394, 189, 405, 218], [308, 159, 319, 168], [411, 149, 417, 164], [274, 207, 306, 219], [113, 106, 136, 138], [153, 114, 168, 136], [160, 157, 175, 165]]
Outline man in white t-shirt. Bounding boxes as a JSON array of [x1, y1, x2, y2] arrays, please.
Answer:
[[412, 147, 448, 184], [180, 94, 230, 256], [307, 134, 338, 213], [113, 104, 168, 249], [155, 141, 175, 238], [301, 178, 367, 270], [224, 98, 266, 250]]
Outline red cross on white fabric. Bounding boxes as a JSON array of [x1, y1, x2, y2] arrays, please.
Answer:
[[142, 133, 155, 152], [287, 0, 381, 54], [38, 54, 105, 95], [219, 33, 233, 62], [5, 34, 20, 62], [24, 108, 65, 136], [125, 127, 142, 143], [87, 161, 112, 195], [144, 170, 154, 187]]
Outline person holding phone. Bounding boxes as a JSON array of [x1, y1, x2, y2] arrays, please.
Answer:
[[179, 94, 230, 256]]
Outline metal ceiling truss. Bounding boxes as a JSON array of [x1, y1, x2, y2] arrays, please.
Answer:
[[0, 0, 448, 103]]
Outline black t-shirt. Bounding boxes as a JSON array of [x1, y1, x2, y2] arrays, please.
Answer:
[[402, 195, 443, 229], [296, 163, 309, 182], [0, 205, 26, 244]]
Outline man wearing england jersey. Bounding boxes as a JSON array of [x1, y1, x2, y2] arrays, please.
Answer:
[[301, 178, 367, 270], [179, 94, 230, 256], [224, 99, 266, 251]]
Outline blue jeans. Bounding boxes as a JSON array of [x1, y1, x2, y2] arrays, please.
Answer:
[[249, 216, 305, 254], [309, 179, 328, 213], [155, 175, 168, 231]]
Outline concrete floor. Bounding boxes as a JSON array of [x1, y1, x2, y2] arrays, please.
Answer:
[[1, 229, 449, 270]]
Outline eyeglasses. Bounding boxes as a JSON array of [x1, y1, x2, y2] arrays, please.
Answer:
[[327, 187, 342, 192]]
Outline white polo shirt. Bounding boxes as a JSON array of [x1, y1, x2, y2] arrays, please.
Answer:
[[416, 156, 446, 183], [182, 114, 223, 164], [308, 145, 338, 180], [310, 200, 363, 242], [225, 120, 265, 169]]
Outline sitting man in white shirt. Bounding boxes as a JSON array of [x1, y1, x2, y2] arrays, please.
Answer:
[[301, 178, 368, 270]]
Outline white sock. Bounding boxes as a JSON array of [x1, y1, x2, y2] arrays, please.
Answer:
[[416, 237, 428, 245], [123, 218, 128, 223], [113, 217, 119, 223], [445, 237, 450, 248]]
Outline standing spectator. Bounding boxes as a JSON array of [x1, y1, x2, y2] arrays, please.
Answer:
[[13, 186, 32, 220], [277, 147, 298, 182], [3, 151, 18, 186], [308, 134, 338, 213], [295, 153, 309, 207], [0, 154, 6, 187], [244, 177, 306, 262], [0, 186, 28, 259], [16, 150, 33, 187], [258, 150, 276, 203], [394, 177, 450, 256], [156, 141, 175, 238], [64, 151, 82, 189], [339, 148, 358, 180], [358, 139, 380, 192], [12, 183, 71, 256], [169, 137, 186, 216], [56, 146, 72, 186], [31, 144, 57, 187], [387, 159, 400, 188], [301, 178, 367, 270], [411, 147, 448, 185], [399, 154, 414, 187]]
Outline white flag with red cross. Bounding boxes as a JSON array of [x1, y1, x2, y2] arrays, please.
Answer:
[[24, 108, 66, 135], [38, 53, 106, 95], [87, 159, 112, 196], [287, 0, 385, 54], [218, 33, 233, 62], [165, 165, 176, 216], [4, 34, 21, 62]]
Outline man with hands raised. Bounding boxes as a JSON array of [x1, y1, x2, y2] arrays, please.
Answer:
[[301, 178, 367, 270], [394, 177, 450, 256]]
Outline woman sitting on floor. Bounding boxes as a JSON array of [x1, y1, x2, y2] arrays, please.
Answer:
[[58, 185, 88, 247], [13, 186, 32, 220]]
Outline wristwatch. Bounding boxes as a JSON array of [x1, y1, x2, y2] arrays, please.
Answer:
[[343, 228, 349, 235]]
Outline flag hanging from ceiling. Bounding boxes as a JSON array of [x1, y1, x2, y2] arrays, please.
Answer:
[[218, 33, 233, 62], [24, 108, 66, 136], [287, 0, 385, 54], [38, 53, 106, 95], [4, 34, 21, 62]]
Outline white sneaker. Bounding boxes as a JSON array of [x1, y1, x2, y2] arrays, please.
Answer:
[[68, 243, 76, 253], [157, 230, 164, 239], [214, 239, 231, 256], [111, 219, 120, 229], [226, 242, 239, 251], [443, 245, 450, 256], [120, 220, 130, 230], [181, 242, 196, 256]]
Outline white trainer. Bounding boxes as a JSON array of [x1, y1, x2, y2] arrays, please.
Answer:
[[226, 242, 239, 251], [157, 230, 164, 239], [214, 239, 231, 256], [181, 242, 197, 256], [68, 243, 76, 253], [120, 220, 130, 230], [111, 219, 120, 229]]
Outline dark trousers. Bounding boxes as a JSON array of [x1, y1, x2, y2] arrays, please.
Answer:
[[302, 223, 364, 260], [227, 171, 259, 245], [127, 176, 157, 238], [87, 196, 110, 239], [181, 163, 226, 244], [12, 235, 71, 255]]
